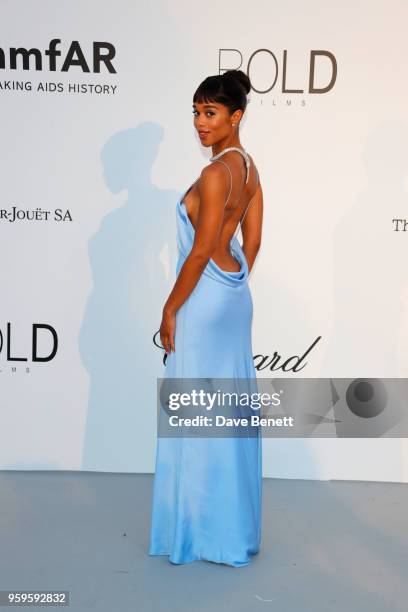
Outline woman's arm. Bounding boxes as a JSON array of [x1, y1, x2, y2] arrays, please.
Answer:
[[160, 163, 229, 352]]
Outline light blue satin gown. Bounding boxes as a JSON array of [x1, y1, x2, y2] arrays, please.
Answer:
[[148, 147, 262, 567]]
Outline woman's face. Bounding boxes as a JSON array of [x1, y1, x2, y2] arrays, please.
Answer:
[[192, 100, 240, 146]]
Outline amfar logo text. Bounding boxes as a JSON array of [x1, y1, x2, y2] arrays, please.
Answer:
[[0, 39, 116, 73]]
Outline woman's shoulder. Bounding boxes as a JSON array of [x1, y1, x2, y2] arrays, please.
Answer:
[[199, 150, 259, 189], [197, 160, 230, 194]]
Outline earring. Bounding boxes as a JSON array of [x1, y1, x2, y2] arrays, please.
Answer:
[[232, 123, 236, 127]]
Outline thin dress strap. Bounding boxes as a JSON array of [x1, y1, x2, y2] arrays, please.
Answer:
[[238, 165, 259, 225], [232, 165, 259, 238]]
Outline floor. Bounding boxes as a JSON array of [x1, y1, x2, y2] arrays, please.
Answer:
[[0, 472, 406, 611]]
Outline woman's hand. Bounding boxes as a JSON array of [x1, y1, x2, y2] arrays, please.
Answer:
[[160, 307, 176, 354]]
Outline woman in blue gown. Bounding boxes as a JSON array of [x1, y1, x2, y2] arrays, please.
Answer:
[[148, 69, 264, 567]]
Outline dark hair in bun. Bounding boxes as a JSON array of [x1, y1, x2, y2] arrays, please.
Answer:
[[193, 69, 251, 115]]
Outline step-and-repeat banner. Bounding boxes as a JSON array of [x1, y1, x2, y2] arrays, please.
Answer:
[[1, 1, 407, 480]]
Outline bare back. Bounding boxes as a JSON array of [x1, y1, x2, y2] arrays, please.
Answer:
[[182, 148, 262, 272]]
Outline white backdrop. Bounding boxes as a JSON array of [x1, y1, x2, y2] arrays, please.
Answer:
[[1, 0, 407, 481]]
